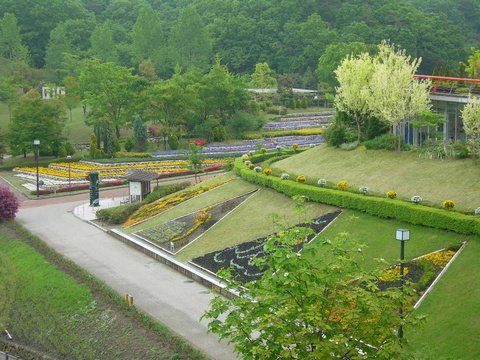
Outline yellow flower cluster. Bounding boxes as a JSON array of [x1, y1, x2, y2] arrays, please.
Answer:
[[337, 180, 348, 190], [379, 265, 409, 282], [421, 250, 456, 268], [296, 175, 306, 183], [171, 209, 212, 242], [123, 179, 231, 227]]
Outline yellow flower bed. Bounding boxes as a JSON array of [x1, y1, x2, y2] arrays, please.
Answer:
[[14, 159, 226, 179], [379, 265, 410, 282], [123, 179, 231, 227], [421, 250, 456, 268]]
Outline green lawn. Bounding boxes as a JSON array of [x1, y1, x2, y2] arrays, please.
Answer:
[[318, 209, 466, 271], [406, 239, 480, 359], [271, 144, 480, 212], [176, 186, 337, 262], [0, 222, 207, 360]]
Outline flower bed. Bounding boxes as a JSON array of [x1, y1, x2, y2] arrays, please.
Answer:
[[124, 178, 233, 227], [134, 191, 257, 252], [191, 210, 342, 282]]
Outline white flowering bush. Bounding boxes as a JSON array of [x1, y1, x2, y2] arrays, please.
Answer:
[[281, 173, 290, 180], [254, 166, 262, 172], [411, 195, 422, 204], [359, 186, 368, 195], [475, 207, 480, 215], [317, 179, 327, 186], [244, 160, 252, 166]]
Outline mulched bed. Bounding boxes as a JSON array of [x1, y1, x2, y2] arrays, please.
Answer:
[[135, 190, 257, 252], [191, 210, 342, 282]]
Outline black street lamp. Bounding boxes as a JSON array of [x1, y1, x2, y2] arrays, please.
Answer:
[[33, 139, 40, 198], [395, 228, 410, 340], [66, 155, 72, 191]]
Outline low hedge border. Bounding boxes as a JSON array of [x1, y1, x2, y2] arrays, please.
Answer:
[[234, 158, 480, 236]]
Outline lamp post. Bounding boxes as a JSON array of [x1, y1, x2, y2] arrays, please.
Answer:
[[33, 139, 40, 198], [66, 155, 72, 191], [395, 228, 410, 340]]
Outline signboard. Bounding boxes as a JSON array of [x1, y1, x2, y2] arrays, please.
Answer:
[[129, 181, 142, 196], [89, 172, 99, 206]]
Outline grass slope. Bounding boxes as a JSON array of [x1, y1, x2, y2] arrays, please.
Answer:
[[271, 144, 480, 212], [0, 222, 208, 360]]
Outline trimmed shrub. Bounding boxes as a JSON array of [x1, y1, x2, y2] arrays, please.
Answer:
[[317, 179, 327, 187], [442, 199, 455, 210], [263, 168, 272, 176], [411, 195, 422, 204], [0, 185, 19, 220], [386, 191, 397, 199], [281, 173, 290, 180], [296, 175, 306, 183], [363, 134, 398, 150], [337, 180, 348, 191], [359, 186, 368, 195]]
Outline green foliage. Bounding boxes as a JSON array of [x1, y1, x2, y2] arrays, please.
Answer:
[[7, 91, 66, 157], [323, 118, 355, 147], [250, 62, 277, 88], [204, 229, 418, 359], [123, 137, 134, 152], [0, 12, 29, 62], [168, 134, 179, 150], [226, 111, 262, 138], [363, 134, 399, 150], [132, 114, 147, 151], [234, 158, 480, 235]]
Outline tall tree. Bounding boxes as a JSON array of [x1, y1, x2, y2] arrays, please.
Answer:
[[6, 90, 66, 157], [45, 24, 73, 74], [169, 6, 212, 71], [334, 52, 374, 142], [203, 229, 419, 359], [366, 42, 432, 150], [89, 22, 118, 63], [461, 97, 480, 158], [250, 62, 277, 89], [131, 4, 166, 67], [0, 13, 29, 62], [79, 60, 137, 141]]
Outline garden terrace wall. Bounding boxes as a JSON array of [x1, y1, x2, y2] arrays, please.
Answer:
[[234, 158, 480, 236]]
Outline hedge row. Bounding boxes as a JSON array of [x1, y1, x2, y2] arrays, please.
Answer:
[[234, 158, 480, 236]]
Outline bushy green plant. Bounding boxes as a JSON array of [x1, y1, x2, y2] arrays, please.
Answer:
[[323, 121, 355, 147], [168, 135, 180, 150], [363, 134, 398, 150], [340, 141, 359, 151], [96, 203, 141, 224], [142, 182, 190, 204], [124, 137, 135, 152]]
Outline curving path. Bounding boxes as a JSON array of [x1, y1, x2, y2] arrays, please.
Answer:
[[9, 182, 237, 360]]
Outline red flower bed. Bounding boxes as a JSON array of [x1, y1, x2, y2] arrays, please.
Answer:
[[192, 138, 207, 146]]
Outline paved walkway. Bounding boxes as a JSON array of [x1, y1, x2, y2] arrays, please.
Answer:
[[15, 192, 237, 360]]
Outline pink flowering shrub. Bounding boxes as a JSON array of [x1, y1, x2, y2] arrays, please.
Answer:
[[0, 185, 19, 220]]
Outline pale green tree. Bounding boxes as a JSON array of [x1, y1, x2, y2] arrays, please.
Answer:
[[250, 62, 277, 89], [366, 42, 431, 150], [0, 13, 29, 62], [90, 22, 118, 63], [45, 24, 73, 73], [169, 7, 212, 71], [461, 47, 480, 79], [334, 52, 374, 142], [204, 229, 419, 359], [131, 5, 165, 66], [461, 97, 480, 158]]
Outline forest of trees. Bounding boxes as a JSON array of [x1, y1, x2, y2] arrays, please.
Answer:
[[1, 0, 479, 156], [0, 0, 479, 83]]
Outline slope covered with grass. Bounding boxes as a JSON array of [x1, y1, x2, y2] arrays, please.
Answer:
[[271, 144, 480, 212]]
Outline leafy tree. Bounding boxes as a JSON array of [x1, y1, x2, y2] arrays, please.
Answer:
[[317, 42, 369, 88], [138, 58, 159, 81], [187, 145, 204, 183], [461, 47, 480, 79], [63, 75, 81, 122], [132, 114, 147, 151], [89, 22, 118, 63], [131, 4, 166, 67], [250, 62, 277, 89], [168, 6, 212, 71], [366, 42, 432, 150], [0, 76, 20, 121], [226, 111, 262, 138], [6, 90, 66, 157], [45, 24, 73, 79], [203, 229, 418, 359], [335, 52, 374, 142], [0, 13, 29, 62], [461, 97, 480, 158], [79, 59, 138, 141]]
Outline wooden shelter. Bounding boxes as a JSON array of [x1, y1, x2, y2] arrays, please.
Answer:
[[123, 170, 159, 203]]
